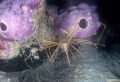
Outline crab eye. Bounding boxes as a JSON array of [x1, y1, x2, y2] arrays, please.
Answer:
[[79, 19, 88, 29], [0, 22, 7, 31]]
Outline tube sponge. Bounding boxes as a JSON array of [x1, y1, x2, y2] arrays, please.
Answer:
[[0, 0, 41, 57], [48, 3, 101, 38], [0, 0, 41, 41]]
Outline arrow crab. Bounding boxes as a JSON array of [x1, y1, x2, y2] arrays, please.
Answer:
[[21, 21, 106, 68], [19, 3, 106, 68]]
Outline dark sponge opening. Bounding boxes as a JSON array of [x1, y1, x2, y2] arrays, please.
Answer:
[[0, 22, 7, 31], [79, 19, 88, 29]]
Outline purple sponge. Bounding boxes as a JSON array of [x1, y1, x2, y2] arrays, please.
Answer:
[[48, 3, 101, 38], [0, 0, 41, 41], [0, 0, 41, 57]]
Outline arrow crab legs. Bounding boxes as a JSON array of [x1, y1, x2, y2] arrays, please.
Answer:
[[20, 21, 106, 68]]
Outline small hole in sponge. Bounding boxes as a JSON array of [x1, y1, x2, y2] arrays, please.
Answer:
[[0, 22, 7, 31]]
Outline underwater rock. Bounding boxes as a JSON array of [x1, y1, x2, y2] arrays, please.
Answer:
[[48, 3, 101, 38], [0, 0, 41, 41]]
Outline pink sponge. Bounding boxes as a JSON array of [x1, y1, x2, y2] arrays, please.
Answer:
[[0, 40, 10, 57]]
